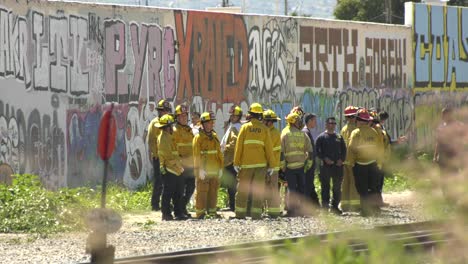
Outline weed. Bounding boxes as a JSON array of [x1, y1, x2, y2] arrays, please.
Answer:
[[0, 174, 153, 234]]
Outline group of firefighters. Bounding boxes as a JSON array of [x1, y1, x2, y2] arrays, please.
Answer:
[[147, 99, 400, 220]]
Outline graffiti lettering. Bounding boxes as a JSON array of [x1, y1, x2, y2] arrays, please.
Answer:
[[248, 26, 286, 94], [105, 20, 175, 103], [69, 15, 89, 95], [0, 97, 65, 188], [296, 26, 358, 89], [67, 105, 127, 187], [414, 5, 468, 89], [365, 37, 406, 88], [174, 11, 248, 103], [297, 26, 407, 89], [0, 9, 93, 93], [338, 88, 412, 137]]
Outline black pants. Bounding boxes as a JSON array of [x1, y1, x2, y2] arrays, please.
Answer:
[[304, 163, 320, 206], [319, 165, 344, 208], [376, 166, 385, 204], [222, 164, 238, 210], [353, 162, 380, 215], [151, 158, 163, 210], [161, 170, 185, 217], [181, 168, 195, 211], [285, 168, 306, 215]]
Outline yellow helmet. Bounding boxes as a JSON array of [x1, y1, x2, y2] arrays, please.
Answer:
[[156, 114, 175, 128], [291, 106, 305, 118], [285, 112, 301, 124], [369, 110, 379, 122], [200, 111, 216, 123], [248, 103, 263, 114], [263, 109, 281, 121], [156, 99, 172, 111], [229, 105, 243, 116], [175, 105, 188, 116]]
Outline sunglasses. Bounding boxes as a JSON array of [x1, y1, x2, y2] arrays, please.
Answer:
[[328, 122, 337, 125]]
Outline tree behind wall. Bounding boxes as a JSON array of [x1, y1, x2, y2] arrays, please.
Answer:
[[334, 0, 468, 25]]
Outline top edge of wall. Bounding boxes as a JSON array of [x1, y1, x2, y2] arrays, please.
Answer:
[[7, 0, 412, 29]]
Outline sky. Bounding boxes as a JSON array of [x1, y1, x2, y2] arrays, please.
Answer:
[[60, 0, 337, 19]]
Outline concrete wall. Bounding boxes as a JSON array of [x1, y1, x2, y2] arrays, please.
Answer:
[[0, 0, 413, 189], [410, 3, 468, 148]]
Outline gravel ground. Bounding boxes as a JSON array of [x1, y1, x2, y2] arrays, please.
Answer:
[[0, 191, 435, 264]]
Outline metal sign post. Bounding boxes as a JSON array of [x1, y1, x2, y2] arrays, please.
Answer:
[[86, 103, 122, 263]]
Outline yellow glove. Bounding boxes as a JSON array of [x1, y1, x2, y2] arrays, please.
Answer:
[[160, 166, 167, 175]]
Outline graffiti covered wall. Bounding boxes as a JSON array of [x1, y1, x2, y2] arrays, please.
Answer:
[[0, 0, 413, 189], [411, 3, 468, 148], [413, 4, 468, 91]]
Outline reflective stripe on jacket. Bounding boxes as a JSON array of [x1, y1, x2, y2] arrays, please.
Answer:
[[233, 119, 274, 169], [193, 130, 223, 177], [158, 130, 183, 176], [147, 117, 162, 159], [173, 123, 194, 168], [270, 126, 281, 171], [348, 125, 382, 166], [281, 125, 312, 169]]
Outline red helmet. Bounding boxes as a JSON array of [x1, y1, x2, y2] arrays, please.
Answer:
[[356, 108, 371, 121], [344, 106, 359, 116]]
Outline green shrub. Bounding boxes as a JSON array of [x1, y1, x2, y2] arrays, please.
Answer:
[[384, 171, 411, 192], [217, 187, 229, 209], [0, 174, 65, 233], [0, 174, 152, 234]]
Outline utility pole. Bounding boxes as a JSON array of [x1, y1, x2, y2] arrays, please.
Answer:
[[385, 0, 392, 23], [284, 0, 288, 15]]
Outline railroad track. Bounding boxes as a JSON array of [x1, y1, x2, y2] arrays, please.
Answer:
[[109, 220, 452, 264]]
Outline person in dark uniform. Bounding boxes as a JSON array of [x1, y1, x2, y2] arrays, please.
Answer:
[[302, 113, 320, 207], [315, 117, 347, 214]]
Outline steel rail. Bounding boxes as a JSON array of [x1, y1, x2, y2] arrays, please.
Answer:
[[106, 220, 454, 264]]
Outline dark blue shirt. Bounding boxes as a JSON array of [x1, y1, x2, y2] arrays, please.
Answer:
[[302, 127, 316, 159], [315, 131, 346, 163]]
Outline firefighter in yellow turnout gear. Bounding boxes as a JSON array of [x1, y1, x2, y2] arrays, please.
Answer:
[[281, 112, 313, 216], [347, 108, 383, 216], [233, 103, 275, 219], [157, 114, 186, 221], [147, 99, 172, 211], [262, 109, 282, 218], [173, 105, 195, 217], [193, 112, 224, 219], [340, 106, 361, 212]]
